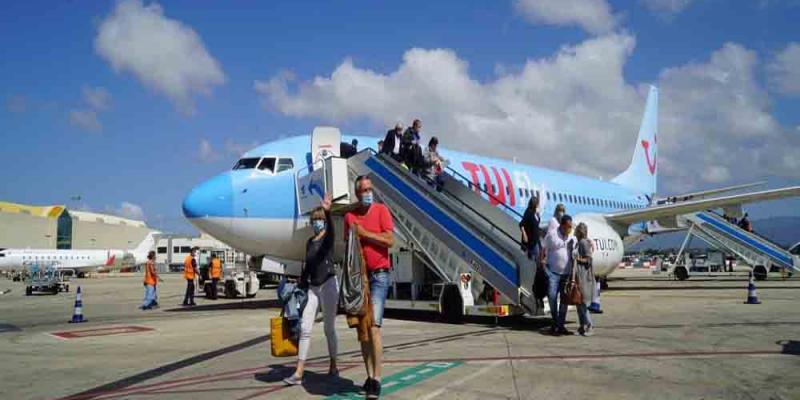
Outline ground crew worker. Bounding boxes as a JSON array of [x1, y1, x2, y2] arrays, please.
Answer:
[[209, 254, 222, 300], [140, 250, 160, 310], [182, 247, 198, 306]]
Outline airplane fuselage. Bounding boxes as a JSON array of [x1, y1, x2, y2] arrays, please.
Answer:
[[0, 248, 123, 273], [183, 134, 647, 277]]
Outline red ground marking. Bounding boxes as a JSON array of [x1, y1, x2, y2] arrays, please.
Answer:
[[51, 326, 154, 339], [82, 363, 359, 400], [379, 349, 786, 364]]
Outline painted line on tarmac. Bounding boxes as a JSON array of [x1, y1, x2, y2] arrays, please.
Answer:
[[85, 369, 263, 400], [88, 362, 354, 400], [325, 361, 463, 399], [417, 360, 504, 400], [379, 349, 789, 365], [599, 321, 800, 330], [230, 365, 362, 400]]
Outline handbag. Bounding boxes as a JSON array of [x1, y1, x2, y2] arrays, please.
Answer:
[[270, 312, 298, 357], [564, 260, 583, 306]]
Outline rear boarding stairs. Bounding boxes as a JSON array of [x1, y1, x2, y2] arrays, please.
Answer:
[[673, 211, 799, 281]]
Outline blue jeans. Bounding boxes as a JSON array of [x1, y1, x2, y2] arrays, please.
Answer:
[[545, 267, 569, 329], [369, 271, 391, 327], [576, 304, 593, 329], [141, 284, 156, 309]]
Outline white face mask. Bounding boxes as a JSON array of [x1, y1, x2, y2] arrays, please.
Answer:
[[312, 219, 325, 234], [361, 192, 374, 207]]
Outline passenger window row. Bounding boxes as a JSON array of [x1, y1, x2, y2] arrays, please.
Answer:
[[22, 255, 92, 260], [457, 177, 646, 210]]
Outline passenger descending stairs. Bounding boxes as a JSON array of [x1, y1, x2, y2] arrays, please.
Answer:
[[679, 211, 799, 275], [346, 150, 540, 315]]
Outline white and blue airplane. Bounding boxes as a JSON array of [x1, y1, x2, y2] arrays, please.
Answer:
[[182, 86, 800, 278]]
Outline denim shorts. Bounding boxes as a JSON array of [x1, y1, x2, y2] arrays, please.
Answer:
[[369, 271, 391, 327]]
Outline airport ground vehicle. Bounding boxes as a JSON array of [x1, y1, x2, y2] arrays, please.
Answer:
[[197, 249, 259, 298], [24, 263, 69, 295]]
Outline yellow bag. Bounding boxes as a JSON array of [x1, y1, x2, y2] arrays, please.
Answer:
[[270, 316, 298, 357]]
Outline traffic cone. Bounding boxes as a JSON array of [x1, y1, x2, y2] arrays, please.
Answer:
[[744, 272, 761, 305], [69, 286, 88, 323]]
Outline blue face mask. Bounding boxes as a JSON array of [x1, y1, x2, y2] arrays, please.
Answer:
[[361, 192, 374, 207], [312, 219, 325, 234]]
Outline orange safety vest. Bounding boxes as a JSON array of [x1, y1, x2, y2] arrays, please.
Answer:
[[183, 255, 195, 280], [144, 261, 157, 285], [210, 258, 222, 279]]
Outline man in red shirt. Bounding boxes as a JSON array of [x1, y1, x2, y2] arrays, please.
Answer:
[[344, 175, 394, 399]]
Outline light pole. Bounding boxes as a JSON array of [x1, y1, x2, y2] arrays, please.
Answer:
[[44, 234, 53, 249]]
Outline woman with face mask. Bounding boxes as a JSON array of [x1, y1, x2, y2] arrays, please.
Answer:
[[284, 193, 339, 385], [574, 222, 596, 336]]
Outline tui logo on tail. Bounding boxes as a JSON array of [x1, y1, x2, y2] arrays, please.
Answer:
[[641, 135, 657, 175]]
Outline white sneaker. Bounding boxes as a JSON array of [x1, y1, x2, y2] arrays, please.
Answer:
[[283, 375, 302, 386], [583, 325, 595, 337]]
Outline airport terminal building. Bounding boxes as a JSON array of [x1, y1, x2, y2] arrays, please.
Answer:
[[0, 201, 151, 250]]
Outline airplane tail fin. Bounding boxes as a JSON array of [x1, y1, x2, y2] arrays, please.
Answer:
[[132, 231, 158, 260], [612, 85, 658, 196]]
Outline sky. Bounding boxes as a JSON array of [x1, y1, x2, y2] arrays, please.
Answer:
[[1, 0, 799, 234]]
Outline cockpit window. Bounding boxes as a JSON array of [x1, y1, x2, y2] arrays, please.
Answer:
[[791, 244, 800, 256], [258, 157, 276, 173], [276, 158, 294, 173], [233, 158, 261, 170]]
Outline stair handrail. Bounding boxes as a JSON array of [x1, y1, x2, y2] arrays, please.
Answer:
[[701, 211, 790, 251], [358, 148, 524, 248]]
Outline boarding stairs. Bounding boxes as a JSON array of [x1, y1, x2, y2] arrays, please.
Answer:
[[677, 211, 799, 276], [343, 150, 540, 315]]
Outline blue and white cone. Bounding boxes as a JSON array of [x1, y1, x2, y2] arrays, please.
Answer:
[[744, 273, 761, 305], [69, 286, 87, 323]]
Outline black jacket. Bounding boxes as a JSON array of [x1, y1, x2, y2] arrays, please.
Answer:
[[381, 129, 400, 155], [519, 208, 541, 248], [300, 211, 335, 287]]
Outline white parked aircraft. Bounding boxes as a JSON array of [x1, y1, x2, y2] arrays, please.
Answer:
[[0, 232, 158, 275]]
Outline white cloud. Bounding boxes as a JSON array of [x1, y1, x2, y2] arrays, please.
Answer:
[[198, 139, 219, 163], [255, 36, 800, 195], [95, 0, 225, 114], [68, 109, 102, 133], [767, 42, 800, 96], [701, 165, 731, 183], [107, 201, 146, 221], [82, 86, 111, 110], [641, 0, 695, 15], [513, 0, 619, 35], [224, 139, 259, 157]]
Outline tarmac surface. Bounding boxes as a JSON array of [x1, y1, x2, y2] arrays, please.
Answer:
[[1, 269, 799, 400]]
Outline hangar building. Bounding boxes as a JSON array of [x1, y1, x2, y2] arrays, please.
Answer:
[[0, 201, 151, 250]]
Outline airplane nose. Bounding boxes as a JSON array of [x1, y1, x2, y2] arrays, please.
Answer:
[[182, 172, 234, 219]]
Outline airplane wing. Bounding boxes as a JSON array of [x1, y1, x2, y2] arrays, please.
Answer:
[[655, 181, 766, 204], [606, 186, 800, 226]]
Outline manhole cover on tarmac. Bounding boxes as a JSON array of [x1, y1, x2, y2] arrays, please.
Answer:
[[51, 325, 154, 339]]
